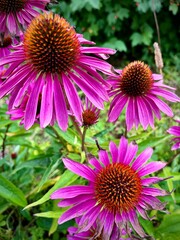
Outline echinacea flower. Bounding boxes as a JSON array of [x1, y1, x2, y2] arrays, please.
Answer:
[[51, 136, 168, 239], [0, 0, 50, 37], [0, 34, 19, 71], [0, 12, 115, 131], [167, 119, 180, 150], [67, 219, 131, 240], [82, 98, 100, 127], [108, 61, 180, 131]]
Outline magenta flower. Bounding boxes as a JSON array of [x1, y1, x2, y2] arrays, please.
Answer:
[[167, 119, 180, 150], [0, 35, 20, 71], [51, 136, 168, 238], [108, 61, 180, 131], [0, 0, 50, 37], [0, 12, 115, 131], [82, 98, 100, 127], [67, 219, 131, 240]]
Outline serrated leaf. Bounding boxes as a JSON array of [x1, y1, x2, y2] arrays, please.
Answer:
[[117, 7, 129, 20], [103, 38, 127, 52], [70, 0, 86, 11], [169, 3, 178, 15], [86, 0, 100, 9], [130, 32, 142, 46], [0, 174, 27, 207]]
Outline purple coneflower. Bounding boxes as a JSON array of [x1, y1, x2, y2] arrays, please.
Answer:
[[51, 136, 168, 239], [0, 34, 19, 71], [108, 61, 180, 131], [167, 119, 180, 150], [0, 0, 50, 36], [0, 12, 115, 131], [82, 98, 100, 127], [67, 219, 131, 240]]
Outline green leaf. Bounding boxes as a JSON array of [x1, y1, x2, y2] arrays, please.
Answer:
[[52, 125, 81, 146], [0, 174, 27, 207], [49, 218, 58, 235], [0, 120, 12, 128], [12, 155, 51, 173], [139, 217, 154, 236], [70, 0, 86, 11], [116, 7, 129, 20], [24, 170, 79, 209], [169, 3, 178, 15], [86, 0, 101, 9], [130, 32, 142, 46], [138, 135, 171, 152], [141, 24, 153, 45], [154, 213, 180, 238], [103, 38, 127, 52], [37, 157, 62, 192], [163, 167, 175, 202], [34, 210, 66, 218]]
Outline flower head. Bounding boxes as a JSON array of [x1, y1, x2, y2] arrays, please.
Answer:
[[167, 119, 180, 150], [0, 34, 20, 71], [0, 12, 115, 131], [108, 61, 180, 131], [67, 219, 131, 240], [51, 136, 168, 239], [0, 0, 50, 37], [82, 98, 100, 127]]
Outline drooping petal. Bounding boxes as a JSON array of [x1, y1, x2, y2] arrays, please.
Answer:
[[24, 76, 43, 129], [62, 72, 82, 123], [40, 74, 53, 128], [53, 74, 68, 131], [58, 199, 96, 224]]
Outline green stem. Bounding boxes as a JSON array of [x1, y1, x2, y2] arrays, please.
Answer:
[[81, 126, 87, 153], [70, 116, 83, 138]]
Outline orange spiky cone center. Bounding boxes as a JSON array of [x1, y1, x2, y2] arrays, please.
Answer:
[[0, 0, 26, 13], [23, 12, 80, 74], [95, 163, 142, 213], [120, 61, 153, 96]]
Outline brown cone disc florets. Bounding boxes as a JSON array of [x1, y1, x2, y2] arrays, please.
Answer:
[[0, 0, 26, 13], [23, 12, 80, 74], [120, 61, 153, 96], [0, 35, 12, 47], [82, 109, 98, 127], [95, 163, 142, 213]]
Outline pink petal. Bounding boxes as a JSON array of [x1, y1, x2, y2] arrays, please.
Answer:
[[138, 161, 166, 177], [63, 158, 96, 182], [132, 147, 153, 171], [40, 74, 53, 128], [53, 74, 68, 131]]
